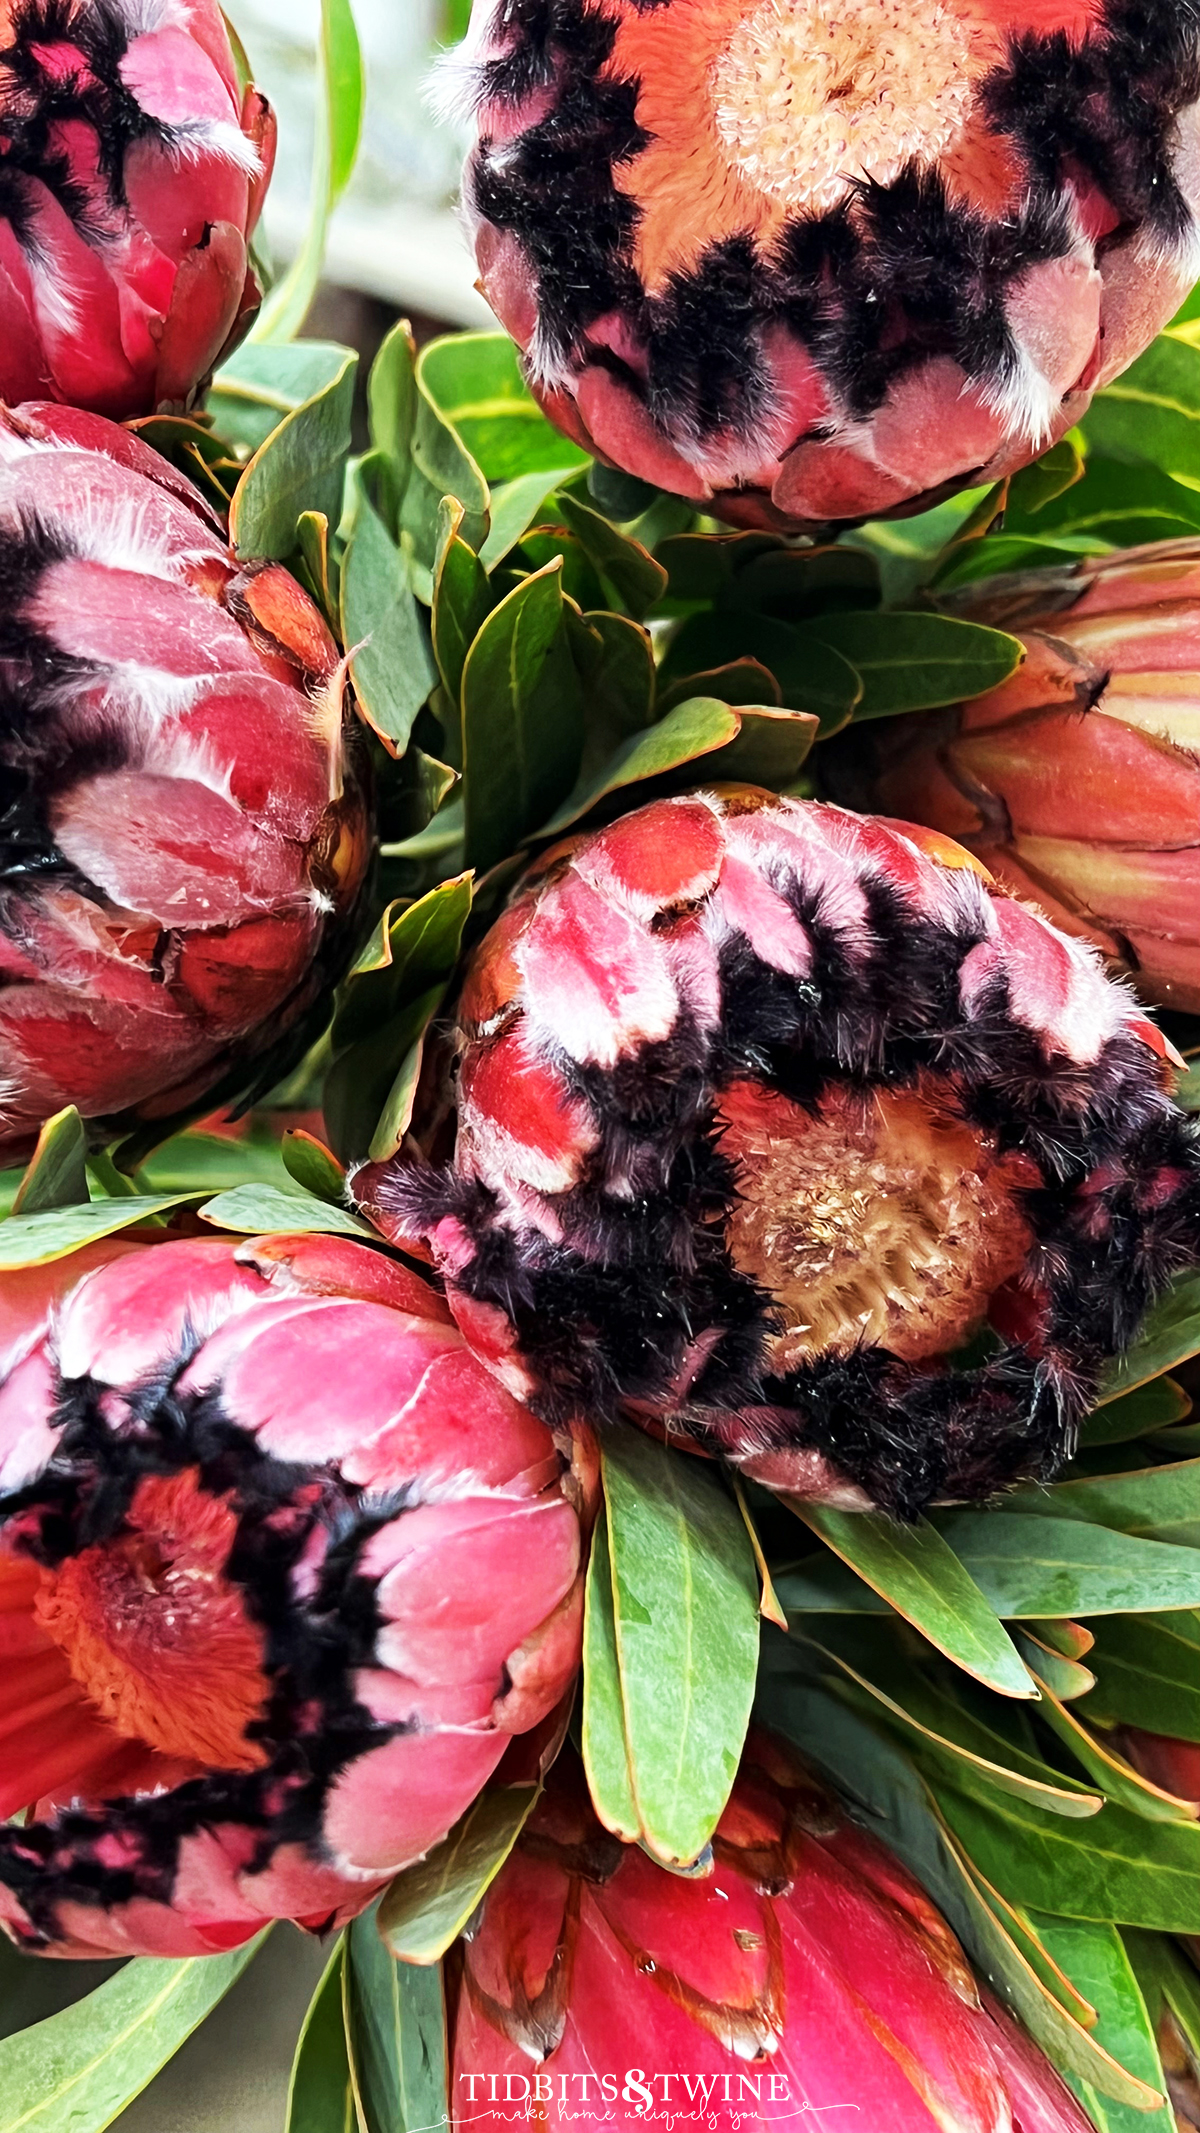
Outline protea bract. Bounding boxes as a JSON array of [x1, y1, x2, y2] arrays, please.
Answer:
[[363, 791, 1200, 1519], [449, 1729, 1093, 2131], [447, 0, 1200, 530], [0, 401, 371, 1163], [0, 1231, 586, 1957], [0, 0, 274, 417], [824, 540, 1200, 1015]]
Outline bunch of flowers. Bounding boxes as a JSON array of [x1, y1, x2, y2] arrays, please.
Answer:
[[6, 3, 1200, 2130]]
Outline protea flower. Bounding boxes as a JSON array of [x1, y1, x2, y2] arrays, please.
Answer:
[[0, 1230, 586, 1958], [449, 1729, 1092, 2131], [0, 0, 274, 417], [362, 791, 1200, 1519], [823, 540, 1200, 1015], [0, 401, 371, 1163], [446, 0, 1200, 531]]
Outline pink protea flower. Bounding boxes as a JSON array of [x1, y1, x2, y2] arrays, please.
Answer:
[[447, 0, 1200, 531], [824, 540, 1200, 1015], [0, 0, 274, 417], [0, 1231, 587, 1959], [449, 1729, 1093, 2131], [362, 790, 1200, 1519], [0, 401, 371, 1163]]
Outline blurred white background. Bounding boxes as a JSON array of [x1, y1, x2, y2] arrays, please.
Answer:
[[234, 0, 492, 328]]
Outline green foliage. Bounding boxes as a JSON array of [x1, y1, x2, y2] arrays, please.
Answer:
[[0, 1938, 264, 2132], [228, 346, 357, 559], [582, 1427, 760, 1867], [378, 1787, 541, 1965]]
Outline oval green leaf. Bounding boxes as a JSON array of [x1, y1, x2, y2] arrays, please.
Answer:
[[791, 1503, 1033, 1695], [601, 1428, 760, 1867]]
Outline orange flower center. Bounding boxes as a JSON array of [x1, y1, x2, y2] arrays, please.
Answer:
[[711, 0, 985, 213], [718, 1076, 1034, 1366], [33, 1469, 268, 1773]]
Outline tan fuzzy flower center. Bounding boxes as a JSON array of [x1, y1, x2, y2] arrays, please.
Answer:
[[718, 1077, 1034, 1368], [711, 0, 980, 213]]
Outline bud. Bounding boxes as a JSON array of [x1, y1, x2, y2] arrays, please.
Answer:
[[0, 1232, 585, 1957], [445, 0, 1200, 530], [0, 402, 371, 1162], [825, 540, 1200, 1015], [363, 790, 1200, 1520], [0, 0, 274, 416], [449, 1730, 1093, 2131]]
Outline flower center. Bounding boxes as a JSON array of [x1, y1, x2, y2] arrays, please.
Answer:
[[711, 0, 980, 214], [34, 1469, 268, 1773], [718, 1077, 1035, 1368]]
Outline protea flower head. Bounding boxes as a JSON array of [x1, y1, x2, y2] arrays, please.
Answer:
[[0, 1230, 587, 1958], [0, 401, 371, 1163], [824, 540, 1200, 1015], [361, 790, 1200, 1519], [449, 1728, 1093, 2131], [446, 0, 1200, 531], [0, 0, 274, 417]]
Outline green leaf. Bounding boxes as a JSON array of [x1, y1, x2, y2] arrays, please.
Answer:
[[401, 351, 491, 589], [461, 559, 585, 871], [804, 610, 1024, 719], [366, 983, 449, 1163], [934, 533, 1107, 590], [1005, 454, 1200, 547], [229, 348, 357, 559], [332, 877, 474, 1051], [418, 333, 588, 482], [554, 493, 669, 619], [200, 1183, 373, 1239], [657, 658, 782, 714], [1083, 1377, 1191, 1447], [341, 474, 437, 753], [479, 469, 582, 570], [791, 1504, 1033, 1695], [1084, 334, 1200, 479], [12, 1107, 88, 1215], [536, 696, 740, 836], [806, 1636, 1101, 1815], [1004, 1459, 1200, 1549], [1028, 1666, 1200, 1825], [1013, 1629, 1095, 1702], [325, 877, 473, 1164], [136, 1130, 291, 1194], [935, 1510, 1200, 1617], [286, 1938, 355, 2133], [344, 1906, 448, 2133], [1100, 1272, 1200, 1397], [660, 609, 860, 731], [567, 609, 657, 749], [1005, 434, 1086, 516], [0, 1938, 263, 2133], [601, 1428, 760, 1866], [432, 503, 494, 705], [1028, 1917, 1172, 2131], [251, 0, 364, 342], [1084, 1612, 1200, 1742], [581, 1503, 640, 1841], [708, 704, 818, 787], [367, 321, 418, 482], [759, 1656, 1156, 2105], [934, 1778, 1200, 1933], [282, 1130, 346, 1205], [377, 1787, 539, 1965], [208, 341, 357, 454], [0, 1194, 202, 1269]]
